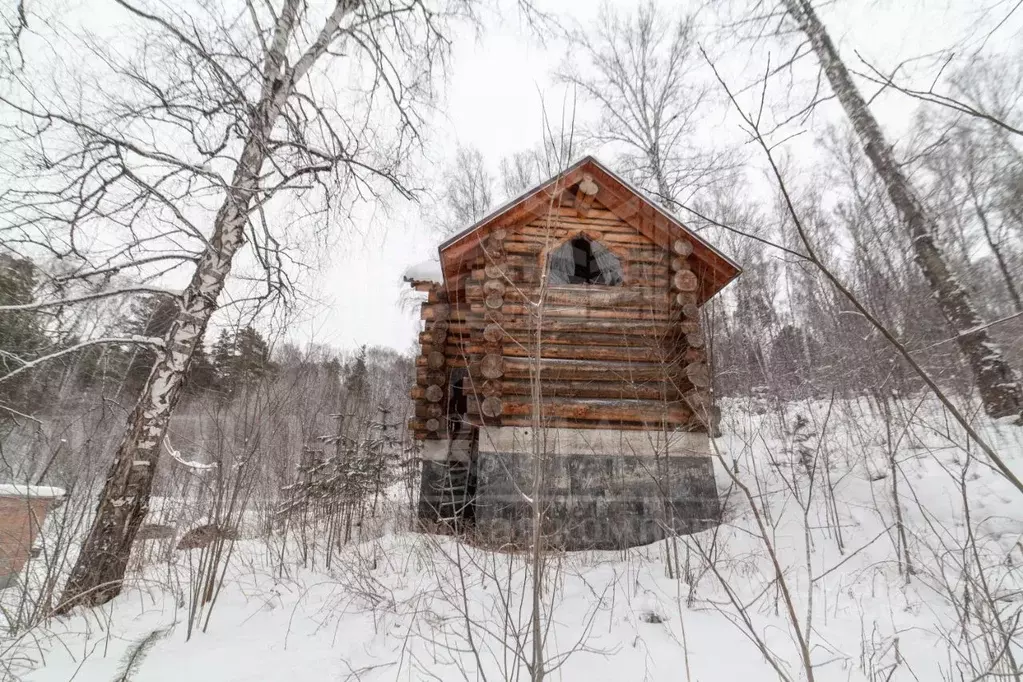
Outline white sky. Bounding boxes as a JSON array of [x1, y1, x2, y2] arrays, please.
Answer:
[[284, 0, 1022, 353]]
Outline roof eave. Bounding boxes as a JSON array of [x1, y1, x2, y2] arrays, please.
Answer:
[[583, 156, 743, 275], [436, 155, 742, 295], [437, 155, 596, 254]]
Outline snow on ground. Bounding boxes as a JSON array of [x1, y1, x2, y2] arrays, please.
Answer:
[[4, 396, 1022, 681]]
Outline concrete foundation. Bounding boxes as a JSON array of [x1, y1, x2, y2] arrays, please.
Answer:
[[472, 427, 721, 550]]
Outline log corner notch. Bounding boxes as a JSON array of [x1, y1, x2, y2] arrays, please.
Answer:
[[410, 282, 452, 440], [471, 228, 507, 427], [671, 237, 718, 433]]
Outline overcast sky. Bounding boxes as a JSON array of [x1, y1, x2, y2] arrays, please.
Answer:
[[287, 0, 1021, 354]]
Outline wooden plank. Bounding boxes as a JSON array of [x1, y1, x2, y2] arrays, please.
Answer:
[[498, 378, 679, 401], [467, 285, 670, 310], [500, 357, 675, 381], [527, 287, 671, 309], [470, 396, 690, 424], [497, 416, 697, 431], [472, 303, 673, 321], [470, 340, 682, 364], [506, 229, 652, 246], [452, 322, 686, 344], [422, 305, 468, 322], [495, 318, 671, 335], [498, 329, 671, 348], [528, 204, 624, 222], [411, 282, 438, 292], [504, 241, 544, 255], [417, 355, 467, 369], [622, 247, 669, 264], [463, 263, 671, 289], [498, 343, 671, 363], [517, 220, 636, 236], [432, 328, 469, 345]]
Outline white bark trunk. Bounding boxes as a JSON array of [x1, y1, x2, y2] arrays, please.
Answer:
[[60, 0, 369, 611], [58, 135, 268, 609], [784, 0, 1023, 419], [57, 2, 307, 608]]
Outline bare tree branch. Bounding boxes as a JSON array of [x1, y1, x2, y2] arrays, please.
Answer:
[[0, 335, 164, 385]]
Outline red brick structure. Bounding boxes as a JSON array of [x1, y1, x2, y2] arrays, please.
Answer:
[[0, 485, 65, 588]]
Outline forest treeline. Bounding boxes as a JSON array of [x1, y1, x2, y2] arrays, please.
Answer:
[[0, 253, 412, 421], [0, 254, 415, 500]]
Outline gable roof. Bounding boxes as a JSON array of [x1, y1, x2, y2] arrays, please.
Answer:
[[437, 156, 741, 303]]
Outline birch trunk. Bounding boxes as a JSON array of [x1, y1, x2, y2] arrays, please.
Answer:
[[55, 0, 377, 611], [784, 0, 1023, 420], [970, 189, 1023, 313], [57, 16, 300, 610], [58, 135, 272, 611]]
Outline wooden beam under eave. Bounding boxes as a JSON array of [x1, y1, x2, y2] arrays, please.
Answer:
[[691, 240, 740, 285]]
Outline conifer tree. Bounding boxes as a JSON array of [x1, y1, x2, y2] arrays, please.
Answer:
[[0, 255, 49, 413]]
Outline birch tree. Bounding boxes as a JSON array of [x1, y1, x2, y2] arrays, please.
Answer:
[[777, 0, 1023, 420], [0, 0, 471, 610], [916, 117, 1023, 316], [432, 143, 554, 236], [560, 1, 734, 210], [437, 145, 494, 234], [499, 150, 542, 199]]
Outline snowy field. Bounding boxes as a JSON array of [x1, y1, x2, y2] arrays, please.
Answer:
[[3, 396, 1022, 681]]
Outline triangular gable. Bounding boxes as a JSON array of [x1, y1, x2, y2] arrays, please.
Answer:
[[438, 156, 741, 303]]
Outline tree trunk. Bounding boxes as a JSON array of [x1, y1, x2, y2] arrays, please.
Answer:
[[969, 183, 1023, 314], [58, 104, 282, 612], [55, 0, 372, 608], [784, 0, 1023, 419]]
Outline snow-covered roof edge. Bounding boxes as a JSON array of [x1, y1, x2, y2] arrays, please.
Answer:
[[402, 258, 443, 285], [0, 484, 66, 499]]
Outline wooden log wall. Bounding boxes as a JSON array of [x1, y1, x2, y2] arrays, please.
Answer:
[[409, 284, 452, 439], [411, 197, 718, 437], [478, 204, 705, 430], [468, 230, 508, 426], [669, 238, 716, 430]]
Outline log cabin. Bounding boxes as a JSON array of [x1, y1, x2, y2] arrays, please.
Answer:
[[405, 156, 740, 550]]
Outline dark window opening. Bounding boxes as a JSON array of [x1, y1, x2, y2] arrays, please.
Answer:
[[548, 237, 623, 286]]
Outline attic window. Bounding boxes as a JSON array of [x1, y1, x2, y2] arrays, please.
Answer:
[[547, 237, 623, 286]]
